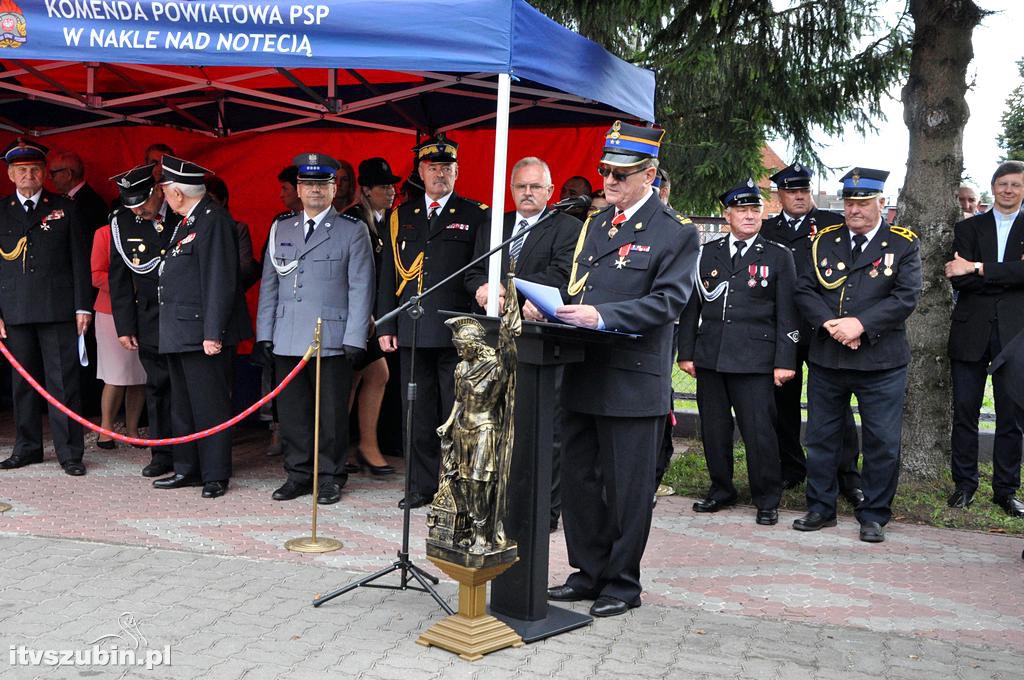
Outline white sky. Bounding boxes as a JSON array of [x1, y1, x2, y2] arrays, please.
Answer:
[[779, 0, 1022, 201]]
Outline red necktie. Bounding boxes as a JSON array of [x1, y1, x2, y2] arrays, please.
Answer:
[[428, 201, 440, 220]]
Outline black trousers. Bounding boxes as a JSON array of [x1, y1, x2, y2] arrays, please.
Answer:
[[775, 344, 861, 491], [951, 325, 1023, 496], [6, 321, 84, 463], [166, 349, 233, 482], [696, 369, 782, 510], [805, 365, 907, 526], [562, 410, 659, 603], [138, 345, 174, 467], [275, 354, 352, 485], [399, 346, 458, 498]]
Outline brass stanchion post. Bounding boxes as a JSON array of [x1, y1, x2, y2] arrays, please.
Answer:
[[286, 318, 343, 553], [0, 502, 11, 513]]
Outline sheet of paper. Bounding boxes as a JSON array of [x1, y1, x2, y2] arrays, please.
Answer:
[[78, 334, 89, 367], [512, 278, 564, 322]]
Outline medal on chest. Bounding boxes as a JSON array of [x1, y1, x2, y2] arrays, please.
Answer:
[[868, 257, 882, 278], [613, 243, 631, 269], [883, 252, 895, 276], [747, 264, 757, 288]]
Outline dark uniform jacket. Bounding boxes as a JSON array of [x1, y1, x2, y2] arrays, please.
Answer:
[[464, 208, 581, 296], [376, 193, 489, 347], [108, 204, 177, 351], [947, 210, 1024, 362], [561, 196, 700, 417], [157, 195, 252, 353], [0, 190, 90, 325], [678, 234, 799, 374], [72, 182, 111, 238], [794, 221, 922, 371], [761, 208, 844, 347]]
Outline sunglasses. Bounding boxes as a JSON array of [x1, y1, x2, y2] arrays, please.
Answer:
[[597, 165, 647, 182]]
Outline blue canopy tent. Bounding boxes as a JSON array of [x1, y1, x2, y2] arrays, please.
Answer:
[[0, 0, 655, 310]]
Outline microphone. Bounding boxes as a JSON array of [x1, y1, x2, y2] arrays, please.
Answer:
[[550, 194, 592, 211]]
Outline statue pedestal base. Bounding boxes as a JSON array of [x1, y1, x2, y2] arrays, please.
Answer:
[[416, 555, 523, 661]]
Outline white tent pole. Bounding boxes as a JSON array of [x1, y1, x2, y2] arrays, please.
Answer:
[[486, 72, 512, 316]]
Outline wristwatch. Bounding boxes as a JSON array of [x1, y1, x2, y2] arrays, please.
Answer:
[[974, 262, 982, 274]]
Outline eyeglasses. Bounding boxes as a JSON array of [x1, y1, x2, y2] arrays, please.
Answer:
[[511, 183, 551, 192], [49, 167, 71, 176], [597, 165, 648, 182]]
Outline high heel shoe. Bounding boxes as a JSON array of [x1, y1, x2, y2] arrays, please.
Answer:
[[355, 448, 395, 476], [96, 438, 116, 450]]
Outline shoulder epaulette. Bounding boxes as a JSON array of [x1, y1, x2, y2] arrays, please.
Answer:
[[812, 223, 843, 240], [889, 225, 918, 241], [338, 212, 361, 223], [764, 238, 788, 250], [665, 207, 692, 225], [271, 210, 295, 224], [709, 234, 729, 247]]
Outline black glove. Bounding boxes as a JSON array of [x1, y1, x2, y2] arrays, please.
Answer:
[[343, 344, 365, 366], [252, 340, 274, 367]]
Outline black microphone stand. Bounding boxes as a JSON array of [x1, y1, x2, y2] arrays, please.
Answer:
[[312, 204, 576, 613]]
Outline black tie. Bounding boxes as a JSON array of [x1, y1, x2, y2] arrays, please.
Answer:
[[732, 240, 746, 267], [304, 218, 315, 243], [23, 199, 34, 213], [428, 200, 440, 221], [789, 217, 800, 231], [851, 234, 867, 263]]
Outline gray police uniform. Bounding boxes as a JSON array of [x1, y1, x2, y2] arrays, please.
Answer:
[[256, 207, 374, 485]]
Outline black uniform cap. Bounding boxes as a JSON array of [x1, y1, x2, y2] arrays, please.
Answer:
[[110, 163, 157, 208]]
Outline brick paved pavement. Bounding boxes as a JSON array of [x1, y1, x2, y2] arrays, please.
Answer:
[[0, 429, 1022, 678]]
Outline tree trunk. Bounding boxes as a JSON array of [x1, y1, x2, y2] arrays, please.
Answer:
[[897, 0, 984, 480]]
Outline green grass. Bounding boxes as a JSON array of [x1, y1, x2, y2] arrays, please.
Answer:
[[672, 365, 996, 430], [664, 439, 1024, 535]]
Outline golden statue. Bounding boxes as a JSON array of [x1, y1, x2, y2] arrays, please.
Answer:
[[418, 274, 525, 661], [426, 273, 522, 567]]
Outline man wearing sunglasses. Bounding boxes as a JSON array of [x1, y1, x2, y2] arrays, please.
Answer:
[[545, 121, 700, 617]]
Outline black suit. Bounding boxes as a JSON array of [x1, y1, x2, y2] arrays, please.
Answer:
[[158, 195, 252, 483], [375, 193, 490, 497], [0, 190, 91, 464], [794, 221, 921, 525], [678, 234, 798, 509], [108, 204, 180, 469], [761, 209, 861, 490], [71, 182, 110, 416], [560, 195, 699, 603], [947, 210, 1024, 497], [72, 183, 110, 238]]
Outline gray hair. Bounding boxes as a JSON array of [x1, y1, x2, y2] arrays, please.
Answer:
[[510, 157, 552, 186], [50, 150, 84, 180], [165, 182, 206, 198]]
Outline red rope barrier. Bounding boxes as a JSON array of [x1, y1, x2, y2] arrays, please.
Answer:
[[0, 338, 313, 447]]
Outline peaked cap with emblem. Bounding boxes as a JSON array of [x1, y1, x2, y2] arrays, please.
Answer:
[[600, 120, 665, 167], [158, 154, 211, 186], [110, 163, 157, 209], [769, 162, 813, 190], [3, 138, 48, 166], [840, 167, 889, 200], [719, 178, 763, 207], [415, 133, 458, 163], [293, 152, 340, 182]]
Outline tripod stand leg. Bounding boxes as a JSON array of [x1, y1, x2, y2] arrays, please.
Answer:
[[409, 562, 441, 585], [407, 565, 456, 615], [312, 560, 404, 607]]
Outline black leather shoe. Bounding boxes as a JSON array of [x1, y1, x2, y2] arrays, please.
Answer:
[[62, 461, 86, 476], [317, 481, 342, 505], [355, 448, 396, 476], [692, 496, 737, 513], [859, 521, 885, 543], [756, 508, 779, 526], [399, 492, 434, 510], [590, 595, 641, 617], [141, 462, 173, 478], [95, 439, 116, 450], [946, 487, 975, 509], [993, 495, 1024, 518], [272, 480, 312, 501], [152, 473, 201, 489], [0, 453, 43, 469], [547, 584, 599, 602], [202, 480, 228, 498], [841, 487, 866, 505], [792, 512, 837, 531]]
